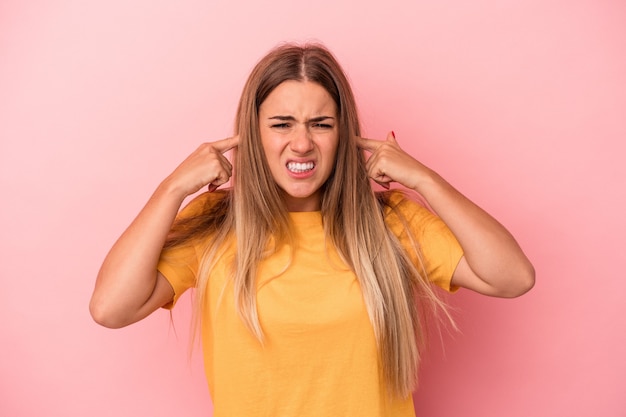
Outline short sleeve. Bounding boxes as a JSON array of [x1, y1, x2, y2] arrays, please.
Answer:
[[157, 241, 199, 309], [157, 191, 224, 308], [384, 191, 464, 292]]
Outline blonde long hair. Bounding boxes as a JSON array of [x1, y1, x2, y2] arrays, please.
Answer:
[[165, 43, 450, 398]]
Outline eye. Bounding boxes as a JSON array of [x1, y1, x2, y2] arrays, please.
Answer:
[[312, 123, 333, 129], [271, 123, 290, 129]]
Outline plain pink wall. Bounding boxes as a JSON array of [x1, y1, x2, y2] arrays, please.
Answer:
[[1, 1, 624, 416]]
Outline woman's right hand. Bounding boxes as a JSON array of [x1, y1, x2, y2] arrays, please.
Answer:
[[164, 135, 239, 197]]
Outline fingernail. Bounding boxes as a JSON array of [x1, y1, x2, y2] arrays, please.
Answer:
[[391, 131, 396, 139]]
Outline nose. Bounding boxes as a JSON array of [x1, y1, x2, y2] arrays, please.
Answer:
[[289, 125, 314, 154]]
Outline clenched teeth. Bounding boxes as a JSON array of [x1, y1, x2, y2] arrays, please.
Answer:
[[287, 162, 315, 173]]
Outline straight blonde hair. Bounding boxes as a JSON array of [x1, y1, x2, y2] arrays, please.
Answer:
[[165, 43, 451, 398]]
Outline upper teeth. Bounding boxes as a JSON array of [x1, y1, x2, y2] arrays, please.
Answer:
[[287, 162, 314, 173]]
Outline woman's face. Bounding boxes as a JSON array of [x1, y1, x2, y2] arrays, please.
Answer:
[[258, 80, 339, 212]]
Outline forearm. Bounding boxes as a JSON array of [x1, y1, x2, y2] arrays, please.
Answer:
[[90, 179, 186, 327], [413, 169, 535, 297]]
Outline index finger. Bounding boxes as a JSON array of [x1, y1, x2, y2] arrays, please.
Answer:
[[212, 135, 240, 154], [356, 136, 384, 152]]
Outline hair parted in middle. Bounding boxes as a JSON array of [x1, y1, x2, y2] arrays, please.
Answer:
[[166, 42, 451, 398]]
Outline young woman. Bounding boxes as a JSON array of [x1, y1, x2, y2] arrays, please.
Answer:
[[90, 43, 534, 416]]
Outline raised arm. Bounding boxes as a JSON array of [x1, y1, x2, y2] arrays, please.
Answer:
[[358, 132, 534, 298], [90, 136, 238, 328]]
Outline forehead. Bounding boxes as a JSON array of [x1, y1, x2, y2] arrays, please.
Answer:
[[259, 80, 337, 116]]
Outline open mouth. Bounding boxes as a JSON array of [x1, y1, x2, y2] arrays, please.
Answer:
[[287, 161, 315, 173]]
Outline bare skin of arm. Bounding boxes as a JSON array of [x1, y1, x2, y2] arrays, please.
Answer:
[[90, 136, 239, 328], [358, 132, 535, 297]]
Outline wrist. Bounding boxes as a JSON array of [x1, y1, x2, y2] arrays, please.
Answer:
[[409, 166, 441, 194], [155, 176, 190, 205]]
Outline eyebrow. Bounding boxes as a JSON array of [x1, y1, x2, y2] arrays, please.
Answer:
[[268, 115, 335, 123]]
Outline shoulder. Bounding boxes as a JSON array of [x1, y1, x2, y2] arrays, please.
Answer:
[[380, 189, 433, 225], [380, 189, 446, 244], [165, 189, 232, 250], [380, 189, 464, 290], [178, 189, 231, 219]]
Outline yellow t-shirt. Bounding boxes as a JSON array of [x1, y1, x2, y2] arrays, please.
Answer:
[[157, 191, 463, 417]]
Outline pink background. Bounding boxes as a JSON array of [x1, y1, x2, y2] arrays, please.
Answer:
[[1, 1, 624, 416]]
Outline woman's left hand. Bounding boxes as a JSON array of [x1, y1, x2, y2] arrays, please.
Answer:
[[357, 132, 430, 190]]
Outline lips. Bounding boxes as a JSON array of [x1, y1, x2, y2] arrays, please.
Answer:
[[287, 161, 315, 173]]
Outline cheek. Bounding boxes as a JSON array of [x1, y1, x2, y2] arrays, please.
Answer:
[[259, 133, 277, 159], [328, 134, 340, 160]]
